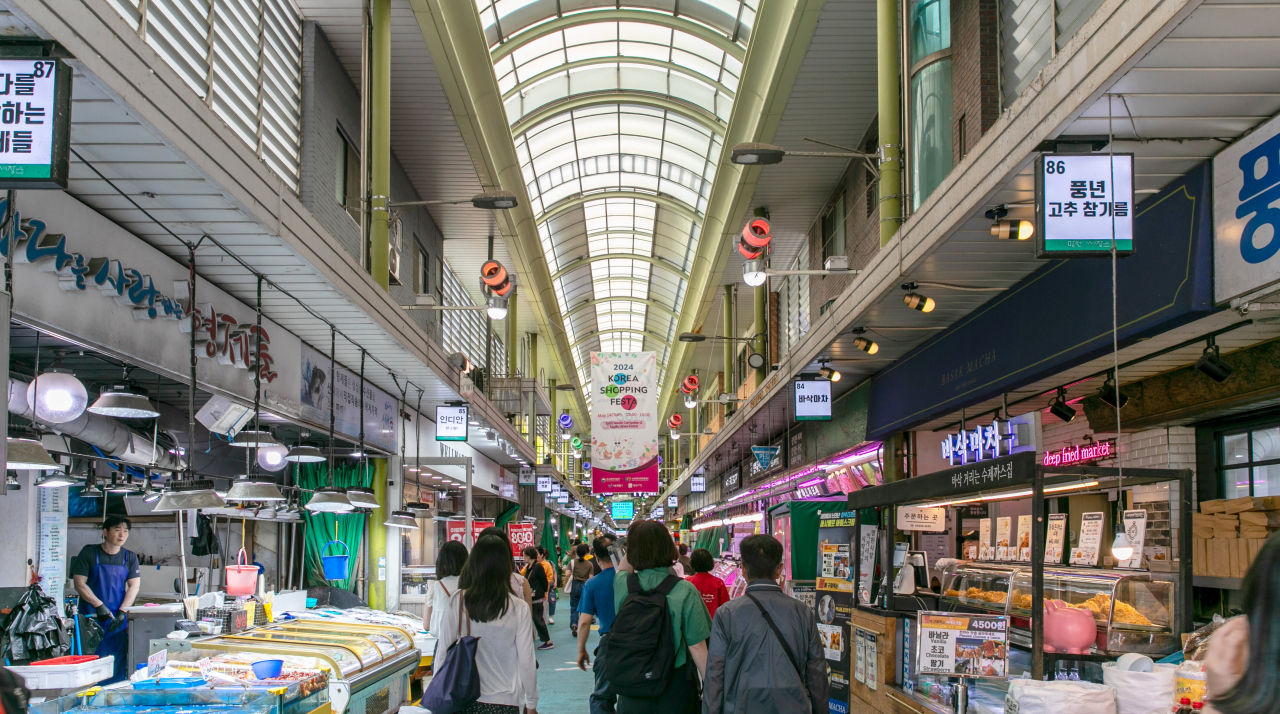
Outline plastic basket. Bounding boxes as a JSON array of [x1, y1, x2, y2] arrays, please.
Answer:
[[225, 548, 258, 596], [9, 655, 114, 690], [320, 540, 349, 580], [31, 655, 97, 666]]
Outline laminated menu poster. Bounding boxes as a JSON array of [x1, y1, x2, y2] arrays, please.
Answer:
[[995, 517, 1012, 561], [916, 612, 1010, 678], [1017, 515, 1032, 561], [854, 628, 866, 684], [1070, 512, 1106, 566], [1045, 514, 1067, 563], [865, 630, 878, 691], [979, 518, 992, 560], [1117, 509, 1148, 569], [816, 512, 857, 713]]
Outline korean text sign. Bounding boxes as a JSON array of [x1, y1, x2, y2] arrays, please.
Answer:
[[794, 379, 832, 421], [916, 612, 1009, 678], [435, 406, 468, 442], [0, 58, 69, 189], [1037, 153, 1134, 257], [1213, 113, 1280, 302], [590, 352, 659, 493]]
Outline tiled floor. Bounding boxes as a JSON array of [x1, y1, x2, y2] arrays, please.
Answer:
[[530, 601, 601, 712]]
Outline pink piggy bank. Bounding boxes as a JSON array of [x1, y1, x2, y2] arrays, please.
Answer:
[[1043, 599, 1098, 654]]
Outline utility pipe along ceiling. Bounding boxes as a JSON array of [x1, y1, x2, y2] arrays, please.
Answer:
[[474, 0, 758, 412]]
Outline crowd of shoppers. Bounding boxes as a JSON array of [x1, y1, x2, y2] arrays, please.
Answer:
[[429, 523, 830, 714]]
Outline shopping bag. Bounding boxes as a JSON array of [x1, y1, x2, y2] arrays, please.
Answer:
[[1005, 679, 1117, 714], [420, 597, 480, 714], [1102, 663, 1176, 714]]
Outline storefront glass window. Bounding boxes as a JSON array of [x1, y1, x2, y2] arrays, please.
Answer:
[[909, 0, 953, 210], [1220, 425, 1280, 497]]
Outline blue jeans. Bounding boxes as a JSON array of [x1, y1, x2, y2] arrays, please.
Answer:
[[549, 587, 557, 617], [570, 580, 585, 625], [591, 634, 616, 714]]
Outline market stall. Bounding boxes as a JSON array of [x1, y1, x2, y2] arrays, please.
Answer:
[[834, 451, 1193, 714]]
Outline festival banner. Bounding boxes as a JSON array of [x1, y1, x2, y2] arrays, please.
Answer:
[[590, 352, 659, 493]]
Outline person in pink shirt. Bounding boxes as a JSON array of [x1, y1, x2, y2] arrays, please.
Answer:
[[685, 548, 730, 620]]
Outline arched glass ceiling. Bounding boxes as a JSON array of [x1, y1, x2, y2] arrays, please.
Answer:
[[479, 0, 753, 406]]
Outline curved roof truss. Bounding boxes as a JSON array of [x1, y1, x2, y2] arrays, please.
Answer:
[[510, 92, 725, 140], [490, 10, 746, 63]]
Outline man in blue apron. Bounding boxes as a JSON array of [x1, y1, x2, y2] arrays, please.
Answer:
[[71, 516, 141, 683]]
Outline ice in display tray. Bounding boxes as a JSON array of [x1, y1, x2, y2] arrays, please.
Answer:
[[9, 656, 114, 691], [31, 687, 277, 714]]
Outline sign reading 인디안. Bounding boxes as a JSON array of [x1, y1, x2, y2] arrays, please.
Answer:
[[1214, 113, 1280, 303], [794, 379, 831, 421], [1036, 153, 1134, 257], [436, 406, 469, 442]]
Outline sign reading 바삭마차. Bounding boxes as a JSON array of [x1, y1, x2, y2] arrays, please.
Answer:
[[590, 352, 659, 494], [1036, 153, 1134, 257]]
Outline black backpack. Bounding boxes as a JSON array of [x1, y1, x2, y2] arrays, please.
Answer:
[[602, 573, 680, 697]]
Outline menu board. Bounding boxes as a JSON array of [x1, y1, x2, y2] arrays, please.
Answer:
[[859, 525, 878, 600], [1045, 514, 1067, 563], [854, 628, 866, 684], [1017, 515, 1032, 561], [1117, 509, 1148, 569], [916, 612, 1010, 678], [1071, 512, 1105, 566], [995, 517, 1011, 561], [865, 630, 878, 691], [978, 518, 992, 560]]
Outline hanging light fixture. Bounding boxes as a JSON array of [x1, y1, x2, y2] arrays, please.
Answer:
[[902, 282, 936, 313], [88, 383, 159, 419], [346, 486, 380, 509], [257, 444, 290, 472], [231, 429, 279, 448], [305, 486, 354, 513], [141, 479, 162, 503], [5, 472, 20, 491], [285, 444, 325, 463], [404, 501, 432, 515], [1111, 531, 1134, 562], [27, 367, 88, 424], [35, 471, 76, 488], [1195, 337, 1233, 383], [81, 474, 104, 497], [7, 426, 61, 471], [1048, 388, 1077, 422], [152, 479, 225, 511], [1097, 372, 1129, 409], [226, 476, 285, 502], [107, 474, 139, 493], [384, 511, 418, 529]]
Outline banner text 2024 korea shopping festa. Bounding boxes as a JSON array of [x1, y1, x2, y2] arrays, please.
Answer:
[[590, 352, 659, 494]]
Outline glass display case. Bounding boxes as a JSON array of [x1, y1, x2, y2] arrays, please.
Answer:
[[939, 562, 1022, 613], [1009, 566, 1177, 655]]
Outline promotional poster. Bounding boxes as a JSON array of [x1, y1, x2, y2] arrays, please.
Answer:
[[817, 512, 857, 713], [590, 352, 659, 493]]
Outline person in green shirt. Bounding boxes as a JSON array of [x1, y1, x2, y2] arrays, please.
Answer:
[[613, 520, 711, 713]]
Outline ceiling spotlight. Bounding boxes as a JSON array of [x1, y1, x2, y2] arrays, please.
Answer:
[[742, 259, 767, 287], [141, 480, 162, 503], [850, 328, 879, 355], [1048, 388, 1077, 423], [5, 472, 19, 491], [985, 205, 1034, 241], [817, 364, 841, 382], [486, 295, 509, 320], [285, 444, 326, 463], [231, 429, 278, 448], [471, 190, 519, 210], [1195, 338, 1233, 383], [902, 283, 935, 313], [88, 383, 160, 419], [106, 474, 139, 493], [730, 142, 786, 166], [1097, 373, 1129, 409], [670, 431, 680, 441]]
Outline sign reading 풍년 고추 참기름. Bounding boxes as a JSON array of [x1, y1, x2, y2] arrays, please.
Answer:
[[1036, 153, 1134, 257], [591, 352, 658, 493], [0, 58, 70, 189]]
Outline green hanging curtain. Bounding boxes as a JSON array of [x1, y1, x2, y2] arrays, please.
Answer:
[[297, 461, 374, 591], [680, 514, 692, 530], [540, 507, 556, 555], [494, 501, 520, 529], [558, 517, 571, 565]]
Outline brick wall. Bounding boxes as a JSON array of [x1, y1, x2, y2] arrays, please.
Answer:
[[299, 21, 445, 342], [950, 0, 1000, 165], [808, 121, 881, 319]]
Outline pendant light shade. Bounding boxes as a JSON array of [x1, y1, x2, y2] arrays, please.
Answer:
[[81, 476, 103, 497], [383, 511, 418, 529], [257, 445, 290, 472], [35, 471, 76, 488], [27, 369, 88, 424], [226, 477, 286, 502], [141, 480, 162, 503], [5, 472, 20, 491], [106, 475, 139, 493], [404, 501, 432, 514], [346, 486, 380, 509], [285, 445, 325, 463], [7, 428, 62, 471], [88, 384, 160, 419], [231, 429, 278, 448], [305, 487, 353, 513], [152, 479, 225, 511]]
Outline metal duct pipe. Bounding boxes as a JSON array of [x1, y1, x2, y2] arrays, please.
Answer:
[[8, 378, 184, 471]]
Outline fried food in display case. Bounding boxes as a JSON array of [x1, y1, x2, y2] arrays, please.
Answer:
[[1008, 566, 1177, 655]]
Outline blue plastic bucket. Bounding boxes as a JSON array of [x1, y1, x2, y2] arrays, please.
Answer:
[[320, 540, 350, 580]]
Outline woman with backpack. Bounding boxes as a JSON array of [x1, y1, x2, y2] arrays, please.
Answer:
[[607, 520, 711, 714], [432, 535, 539, 714]]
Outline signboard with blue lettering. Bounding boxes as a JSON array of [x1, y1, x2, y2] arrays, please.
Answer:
[[1214, 113, 1280, 303]]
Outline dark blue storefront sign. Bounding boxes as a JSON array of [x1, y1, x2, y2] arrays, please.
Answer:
[[867, 162, 1216, 440]]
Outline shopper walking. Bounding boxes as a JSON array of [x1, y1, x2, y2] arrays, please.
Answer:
[[424, 540, 468, 636], [703, 534, 828, 714], [678, 544, 693, 575], [685, 548, 730, 621], [1205, 532, 1280, 714], [433, 535, 538, 714], [577, 535, 618, 714], [521, 546, 553, 649], [569, 543, 593, 638], [607, 520, 711, 714], [478, 526, 534, 610], [538, 546, 558, 624]]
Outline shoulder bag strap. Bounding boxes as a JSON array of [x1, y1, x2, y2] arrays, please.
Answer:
[[456, 591, 471, 638], [744, 593, 810, 699], [439, 581, 451, 598]]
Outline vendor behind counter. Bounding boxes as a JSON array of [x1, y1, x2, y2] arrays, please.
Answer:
[[70, 515, 141, 684]]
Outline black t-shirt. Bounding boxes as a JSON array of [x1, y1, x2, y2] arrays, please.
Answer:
[[70, 544, 140, 581]]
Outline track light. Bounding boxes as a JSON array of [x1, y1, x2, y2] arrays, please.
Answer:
[[1048, 388, 1076, 422], [985, 205, 1034, 240], [1195, 338, 1233, 383], [817, 365, 841, 382], [1097, 373, 1128, 409], [850, 328, 879, 355], [901, 283, 935, 312]]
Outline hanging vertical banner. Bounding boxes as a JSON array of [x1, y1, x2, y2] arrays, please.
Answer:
[[300, 342, 398, 453], [590, 352, 659, 493]]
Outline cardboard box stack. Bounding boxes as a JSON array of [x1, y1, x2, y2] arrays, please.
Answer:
[[1192, 496, 1280, 579]]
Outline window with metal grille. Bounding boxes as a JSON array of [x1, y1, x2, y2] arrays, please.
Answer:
[[109, 0, 302, 191]]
